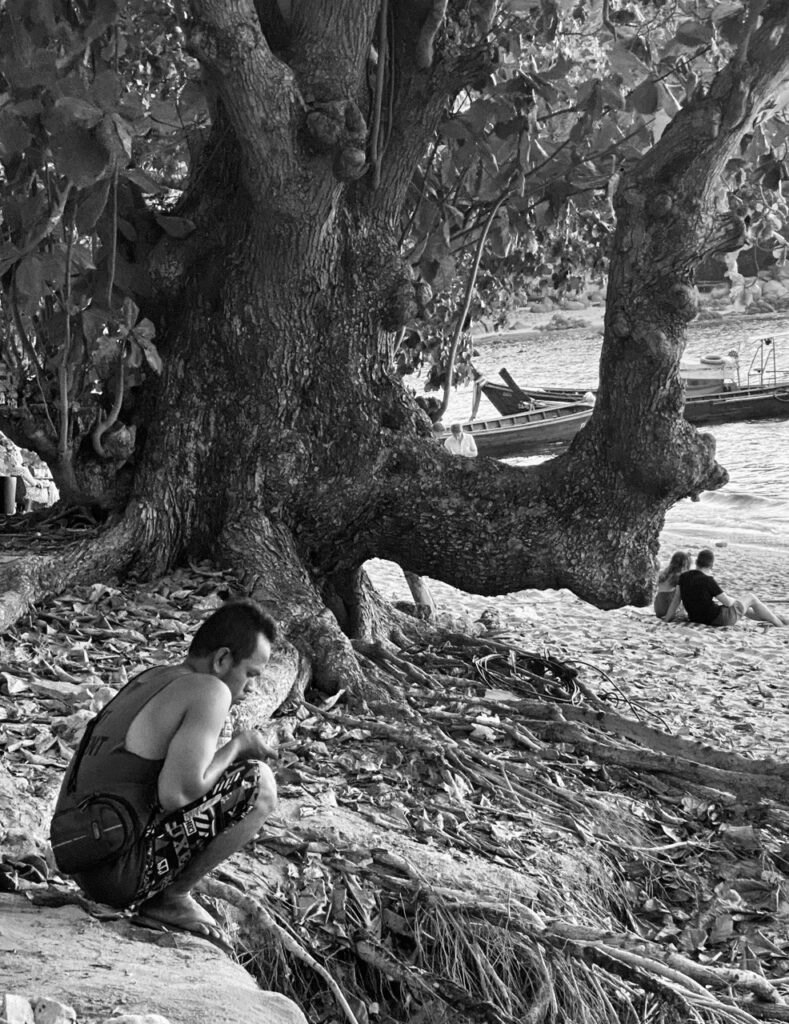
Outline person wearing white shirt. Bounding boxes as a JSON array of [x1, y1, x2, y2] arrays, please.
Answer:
[[444, 423, 478, 458]]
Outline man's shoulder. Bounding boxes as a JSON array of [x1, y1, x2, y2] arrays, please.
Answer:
[[158, 669, 230, 711]]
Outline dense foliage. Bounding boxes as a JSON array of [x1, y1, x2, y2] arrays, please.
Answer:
[[1, 0, 788, 488]]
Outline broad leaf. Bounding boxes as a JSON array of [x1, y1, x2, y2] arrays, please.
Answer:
[[627, 78, 660, 115], [0, 112, 31, 158], [131, 327, 162, 375], [122, 297, 140, 329], [675, 19, 713, 47], [50, 128, 111, 188], [84, 0, 119, 43], [15, 255, 44, 303], [0, 242, 22, 278], [123, 168, 164, 194], [92, 69, 122, 109], [54, 96, 104, 128], [711, 1, 744, 23], [82, 308, 110, 345], [76, 178, 112, 234]]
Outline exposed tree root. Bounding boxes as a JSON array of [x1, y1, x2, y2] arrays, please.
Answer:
[[198, 876, 361, 1024], [6, 549, 789, 1022], [216, 511, 380, 700], [0, 511, 141, 631], [198, 629, 789, 1023]]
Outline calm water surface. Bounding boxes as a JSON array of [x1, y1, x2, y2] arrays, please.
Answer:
[[436, 313, 789, 554]]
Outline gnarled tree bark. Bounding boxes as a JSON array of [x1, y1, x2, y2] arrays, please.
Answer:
[[3, 1, 789, 670]]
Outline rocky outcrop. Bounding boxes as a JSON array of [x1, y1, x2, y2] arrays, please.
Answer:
[[0, 895, 307, 1024]]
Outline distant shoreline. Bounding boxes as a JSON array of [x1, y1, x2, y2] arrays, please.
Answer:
[[471, 305, 789, 344]]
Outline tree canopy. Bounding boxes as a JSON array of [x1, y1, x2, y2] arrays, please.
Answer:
[[2, 0, 788, 478]]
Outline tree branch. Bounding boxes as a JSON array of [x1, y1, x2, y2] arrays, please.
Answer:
[[188, 0, 302, 201], [287, 0, 379, 96], [437, 190, 511, 419], [0, 515, 142, 632], [414, 0, 448, 69], [216, 508, 374, 698], [370, 0, 389, 189], [11, 278, 58, 442], [585, 11, 789, 511], [58, 211, 74, 461], [733, 0, 768, 69]]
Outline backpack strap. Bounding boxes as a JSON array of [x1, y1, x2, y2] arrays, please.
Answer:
[[64, 714, 101, 796]]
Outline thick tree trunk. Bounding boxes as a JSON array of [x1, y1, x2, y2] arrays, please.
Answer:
[[4, 1, 789, 661]]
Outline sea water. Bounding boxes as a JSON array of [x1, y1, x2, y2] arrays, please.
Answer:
[[437, 313, 789, 557]]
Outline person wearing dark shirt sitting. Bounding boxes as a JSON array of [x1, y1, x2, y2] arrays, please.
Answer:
[[679, 548, 787, 627]]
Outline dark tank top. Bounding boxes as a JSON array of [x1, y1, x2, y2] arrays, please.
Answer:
[[54, 666, 183, 826]]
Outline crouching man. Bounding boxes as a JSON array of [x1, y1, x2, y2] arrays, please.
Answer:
[[51, 599, 279, 939]]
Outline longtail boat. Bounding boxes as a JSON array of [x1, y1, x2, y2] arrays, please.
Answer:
[[439, 401, 593, 459], [479, 333, 789, 426]]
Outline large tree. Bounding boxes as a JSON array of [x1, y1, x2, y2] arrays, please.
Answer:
[[1, 0, 789, 687]]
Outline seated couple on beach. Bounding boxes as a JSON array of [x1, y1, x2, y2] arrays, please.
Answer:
[[655, 548, 788, 627]]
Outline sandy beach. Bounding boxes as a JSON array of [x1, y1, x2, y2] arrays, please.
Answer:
[[365, 544, 789, 763], [456, 304, 789, 755], [2, 539, 788, 1023]]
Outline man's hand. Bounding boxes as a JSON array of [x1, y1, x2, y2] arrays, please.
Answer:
[[236, 729, 278, 760]]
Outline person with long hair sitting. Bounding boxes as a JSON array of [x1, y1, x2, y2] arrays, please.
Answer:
[[654, 550, 691, 622]]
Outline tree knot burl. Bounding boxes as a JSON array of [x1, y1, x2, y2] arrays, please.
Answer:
[[610, 313, 630, 339], [381, 275, 419, 331], [643, 328, 669, 357], [304, 99, 368, 182], [668, 282, 699, 321]]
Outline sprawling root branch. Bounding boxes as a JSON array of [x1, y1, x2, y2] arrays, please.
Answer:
[[198, 877, 361, 1024], [325, 566, 436, 656], [216, 510, 374, 699], [0, 512, 143, 632], [545, 924, 781, 1004]]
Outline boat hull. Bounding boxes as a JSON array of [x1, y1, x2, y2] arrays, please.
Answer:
[[442, 403, 594, 459], [683, 388, 789, 424], [482, 380, 789, 426]]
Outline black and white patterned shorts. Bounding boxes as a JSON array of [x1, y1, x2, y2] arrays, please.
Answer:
[[133, 758, 261, 904]]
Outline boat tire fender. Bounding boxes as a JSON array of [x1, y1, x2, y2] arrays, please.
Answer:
[[700, 354, 726, 365]]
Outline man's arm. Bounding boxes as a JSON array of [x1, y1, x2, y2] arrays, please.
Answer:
[[716, 590, 737, 608], [156, 677, 273, 811]]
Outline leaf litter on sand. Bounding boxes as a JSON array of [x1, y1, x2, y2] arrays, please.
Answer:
[[3, 554, 789, 1021]]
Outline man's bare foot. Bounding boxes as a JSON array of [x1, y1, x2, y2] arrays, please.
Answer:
[[135, 891, 221, 939]]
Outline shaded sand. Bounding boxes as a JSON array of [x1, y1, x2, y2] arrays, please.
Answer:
[[365, 544, 789, 763]]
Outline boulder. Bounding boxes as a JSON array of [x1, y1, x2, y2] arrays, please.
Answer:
[[0, 895, 307, 1024], [2, 994, 35, 1024], [31, 996, 76, 1024], [0, 762, 54, 857]]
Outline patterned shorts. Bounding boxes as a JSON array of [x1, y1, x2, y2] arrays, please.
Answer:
[[132, 759, 261, 905]]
